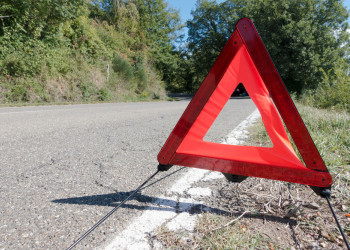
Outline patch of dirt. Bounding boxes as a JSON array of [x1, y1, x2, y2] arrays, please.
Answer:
[[206, 176, 348, 249], [46, 77, 71, 101], [155, 175, 349, 249], [88, 68, 105, 89]]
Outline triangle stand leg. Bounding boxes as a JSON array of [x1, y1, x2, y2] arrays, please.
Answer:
[[320, 189, 350, 249]]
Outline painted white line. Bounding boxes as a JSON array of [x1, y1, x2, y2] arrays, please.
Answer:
[[0, 110, 51, 115], [103, 169, 208, 250], [166, 212, 197, 231], [202, 171, 225, 181], [223, 109, 261, 145], [169, 168, 209, 195], [0, 106, 91, 115], [187, 187, 212, 198], [104, 109, 261, 250]]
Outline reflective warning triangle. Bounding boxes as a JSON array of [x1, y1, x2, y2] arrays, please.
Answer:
[[158, 18, 332, 188]]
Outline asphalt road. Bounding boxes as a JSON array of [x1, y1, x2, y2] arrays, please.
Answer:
[[0, 98, 256, 249]]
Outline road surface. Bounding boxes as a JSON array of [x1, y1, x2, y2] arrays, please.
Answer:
[[0, 98, 256, 249]]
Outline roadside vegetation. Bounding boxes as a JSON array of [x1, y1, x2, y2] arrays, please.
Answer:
[[1, 0, 349, 107], [186, 0, 349, 97], [0, 0, 183, 104]]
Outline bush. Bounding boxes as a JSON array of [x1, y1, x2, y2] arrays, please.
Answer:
[[6, 84, 29, 102], [112, 54, 134, 81], [300, 64, 350, 112], [79, 81, 99, 100], [1, 41, 47, 77], [98, 87, 111, 101], [1, 79, 47, 103], [134, 62, 148, 92]]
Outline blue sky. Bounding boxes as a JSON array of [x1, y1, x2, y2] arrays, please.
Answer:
[[166, 0, 224, 23], [167, 0, 350, 25], [345, 0, 350, 14]]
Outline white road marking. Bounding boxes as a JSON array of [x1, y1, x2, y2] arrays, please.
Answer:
[[187, 187, 212, 197], [0, 107, 80, 115], [104, 109, 261, 250]]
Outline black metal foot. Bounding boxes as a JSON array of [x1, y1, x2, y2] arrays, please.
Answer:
[[223, 173, 248, 183], [158, 164, 172, 171], [310, 185, 332, 197]]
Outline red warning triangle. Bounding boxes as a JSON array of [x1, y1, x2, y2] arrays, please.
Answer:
[[158, 18, 332, 188]]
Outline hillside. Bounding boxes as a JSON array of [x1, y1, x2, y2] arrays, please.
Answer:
[[0, 0, 183, 104]]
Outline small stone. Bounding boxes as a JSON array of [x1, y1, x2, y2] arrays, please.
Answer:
[[321, 231, 329, 239], [179, 236, 191, 245], [268, 242, 274, 250], [320, 242, 326, 247], [282, 201, 291, 208], [341, 205, 347, 211], [302, 201, 320, 209], [309, 242, 318, 249]]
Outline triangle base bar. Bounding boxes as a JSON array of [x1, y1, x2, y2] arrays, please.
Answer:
[[171, 153, 332, 187]]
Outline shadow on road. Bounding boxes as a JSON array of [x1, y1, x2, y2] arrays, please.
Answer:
[[52, 191, 231, 215], [52, 191, 298, 228], [167, 93, 251, 101], [229, 96, 251, 100]]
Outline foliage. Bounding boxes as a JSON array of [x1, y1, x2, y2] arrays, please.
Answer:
[[297, 104, 350, 170], [133, 0, 186, 91], [300, 61, 350, 111], [187, 0, 228, 86], [89, 0, 185, 91], [112, 54, 134, 81], [0, 0, 177, 103], [163, 51, 196, 93], [0, 0, 88, 40], [187, 0, 350, 93]]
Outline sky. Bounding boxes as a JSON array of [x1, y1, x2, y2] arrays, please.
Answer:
[[166, 0, 224, 24], [166, 0, 225, 43], [167, 0, 350, 25]]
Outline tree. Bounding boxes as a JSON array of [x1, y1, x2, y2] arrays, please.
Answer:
[[0, 0, 88, 39], [187, 0, 238, 88], [88, 0, 185, 91], [187, 0, 349, 93], [132, 0, 185, 91]]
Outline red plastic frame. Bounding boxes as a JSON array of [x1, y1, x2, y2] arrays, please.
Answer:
[[157, 18, 332, 188]]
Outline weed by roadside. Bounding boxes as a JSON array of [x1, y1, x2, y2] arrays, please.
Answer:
[[155, 215, 266, 249]]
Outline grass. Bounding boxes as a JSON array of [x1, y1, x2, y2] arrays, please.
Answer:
[[297, 105, 349, 169], [246, 103, 349, 211], [247, 103, 350, 198], [155, 214, 268, 249], [194, 214, 266, 249]]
